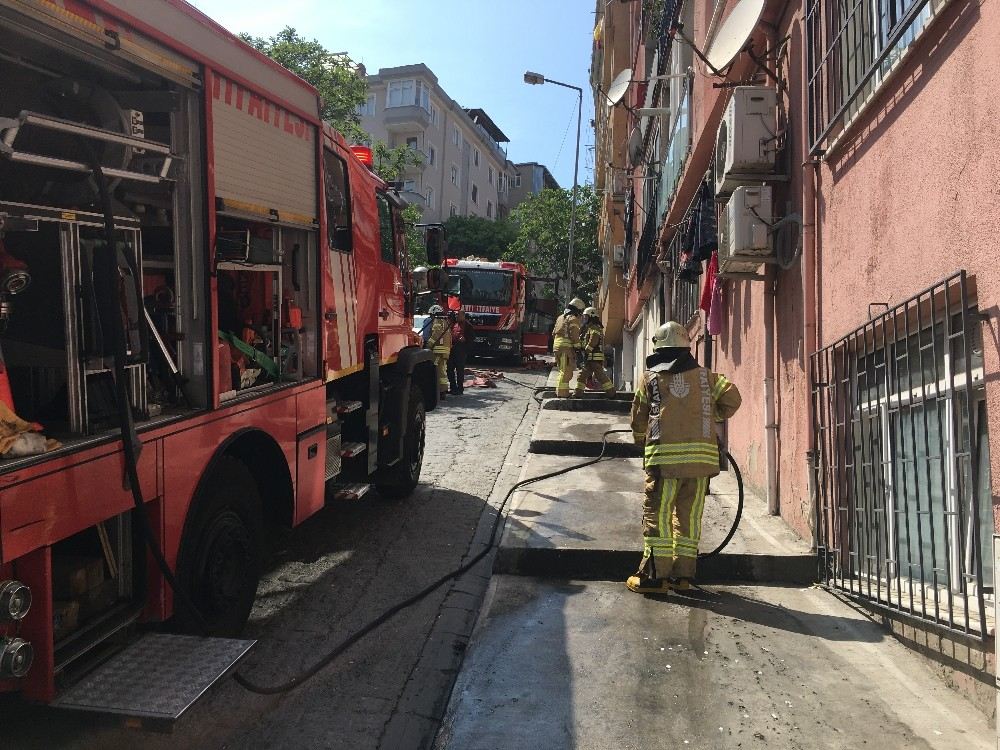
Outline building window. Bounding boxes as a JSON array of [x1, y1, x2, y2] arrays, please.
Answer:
[[386, 79, 431, 112], [812, 273, 992, 638], [488, 166, 494, 185], [451, 165, 459, 186], [406, 136, 419, 150], [426, 187, 434, 209], [487, 200, 493, 218], [356, 94, 375, 117], [451, 125, 461, 146], [806, 0, 934, 151], [449, 203, 458, 217], [403, 179, 416, 192], [471, 184, 478, 204], [473, 148, 480, 167], [515, 173, 521, 188], [430, 102, 439, 127], [428, 145, 436, 166], [387, 80, 413, 108]]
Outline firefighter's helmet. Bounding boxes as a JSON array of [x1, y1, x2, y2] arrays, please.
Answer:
[[568, 297, 586, 312], [583, 307, 599, 318], [428, 304, 445, 316], [652, 321, 690, 349]]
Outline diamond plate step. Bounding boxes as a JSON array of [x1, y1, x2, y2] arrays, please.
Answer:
[[336, 400, 363, 414], [333, 483, 371, 501], [51, 633, 253, 721], [340, 441, 367, 458]]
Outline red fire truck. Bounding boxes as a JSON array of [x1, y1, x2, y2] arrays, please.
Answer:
[[443, 258, 557, 361], [0, 0, 439, 718]]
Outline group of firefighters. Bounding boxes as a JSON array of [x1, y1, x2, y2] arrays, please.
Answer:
[[424, 296, 743, 594]]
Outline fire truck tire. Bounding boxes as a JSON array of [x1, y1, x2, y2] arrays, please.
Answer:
[[175, 456, 263, 636], [375, 384, 426, 499]]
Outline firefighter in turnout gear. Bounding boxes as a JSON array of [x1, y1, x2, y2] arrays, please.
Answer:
[[575, 307, 615, 396], [551, 297, 586, 397], [627, 321, 742, 594], [426, 305, 452, 399]]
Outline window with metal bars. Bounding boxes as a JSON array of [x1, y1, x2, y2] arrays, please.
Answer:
[[811, 272, 992, 639], [805, 0, 936, 152]]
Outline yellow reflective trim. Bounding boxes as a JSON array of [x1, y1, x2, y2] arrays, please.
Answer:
[[645, 456, 719, 467], [658, 478, 678, 541], [644, 441, 718, 453], [712, 376, 730, 400]]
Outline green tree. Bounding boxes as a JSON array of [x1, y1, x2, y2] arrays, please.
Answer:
[[401, 204, 427, 268], [240, 27, 367, 143], [505, 185, 601, 300], [371, 142, 423, 183], [443, 215, 517, 261]]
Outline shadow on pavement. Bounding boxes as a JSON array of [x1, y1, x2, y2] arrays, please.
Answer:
[[673, 587, 886, 643]]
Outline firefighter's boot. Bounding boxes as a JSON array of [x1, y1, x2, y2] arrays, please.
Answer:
[[625, 574, 671, 594]]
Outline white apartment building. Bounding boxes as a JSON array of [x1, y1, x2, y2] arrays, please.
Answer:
[[359, 64, 516, 223]]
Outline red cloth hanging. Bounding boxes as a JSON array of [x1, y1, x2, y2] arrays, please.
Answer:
[[699, 251, 718, 313]]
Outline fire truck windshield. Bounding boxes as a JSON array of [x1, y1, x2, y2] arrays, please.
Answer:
[[453, 268, 514, 306]]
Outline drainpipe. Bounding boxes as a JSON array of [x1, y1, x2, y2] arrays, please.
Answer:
[[764, 268, 779, 515], [800, 10, 820, 548]]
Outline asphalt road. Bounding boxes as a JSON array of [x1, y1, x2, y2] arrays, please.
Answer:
[[5, 366, 547, 750]]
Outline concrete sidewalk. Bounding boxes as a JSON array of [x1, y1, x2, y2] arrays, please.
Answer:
[[436, 577, 994, 750], [435, 394, 994, 749], [501, 395, 816, 583]]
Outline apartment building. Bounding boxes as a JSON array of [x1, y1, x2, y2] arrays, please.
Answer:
[[508, 161, 560, 211], [360, 64, 516, 223], [593, 0, 1000, 709]]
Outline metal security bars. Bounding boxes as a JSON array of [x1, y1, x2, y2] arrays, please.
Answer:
[[811, 272, 991, 639], [805, 0, 935, 152]]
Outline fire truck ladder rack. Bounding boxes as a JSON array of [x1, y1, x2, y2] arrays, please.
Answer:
[[51, 633, 255, 725], [0, 110, 175, 184]]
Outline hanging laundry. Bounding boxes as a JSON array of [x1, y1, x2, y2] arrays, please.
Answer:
[[694, 181, 718, 262], [699, 251, 718, 313]]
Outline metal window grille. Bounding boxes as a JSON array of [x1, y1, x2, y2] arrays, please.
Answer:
[[665, 228, 700, 325], [805, 0, 935, 153], [811, 271, 991, 639]]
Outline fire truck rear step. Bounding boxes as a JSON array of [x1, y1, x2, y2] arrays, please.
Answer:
[[332, 483, 371, 501], [340, 441, 367, 458], [51, 633, 254, 722]]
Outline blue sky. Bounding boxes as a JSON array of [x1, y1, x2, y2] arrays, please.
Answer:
[[189, 0, 597, 188]]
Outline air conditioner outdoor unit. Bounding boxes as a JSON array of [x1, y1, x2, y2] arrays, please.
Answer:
[[612, 244, 625, 266], [718, 184, 772, 276], [714, 86, 777, 196]]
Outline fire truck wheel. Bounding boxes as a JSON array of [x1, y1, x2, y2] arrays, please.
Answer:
[[175, 456, 263, 636], [375, 384, 426, 499]]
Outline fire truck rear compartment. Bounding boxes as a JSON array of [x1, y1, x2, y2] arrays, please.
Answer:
[[0, 25, 210, 469]]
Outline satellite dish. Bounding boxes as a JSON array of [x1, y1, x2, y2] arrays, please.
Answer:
[[705, 0, 766, 72], [627, 127, 643, 166], [606, 68, 633, 107]]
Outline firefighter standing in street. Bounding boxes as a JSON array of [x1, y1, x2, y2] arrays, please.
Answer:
[[575, 307, 615, 396], [426, 305, 452, 400], [627, 321, 741, 594], [551, 297, 586, 397]]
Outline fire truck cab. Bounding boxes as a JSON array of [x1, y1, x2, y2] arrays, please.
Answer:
[[0, 0, 437, 719]]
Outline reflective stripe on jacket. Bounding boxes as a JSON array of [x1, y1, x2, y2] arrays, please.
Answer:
[[582, 325, 605, 361], [427, 317, 452, 355], [552, 313, 581, 352], [630, 366, 742, 478]]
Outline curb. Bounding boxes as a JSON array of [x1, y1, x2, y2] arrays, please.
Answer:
[[541, 398, 632, 414], [529, 438, 642, 458], [493, 547, 818, 585]]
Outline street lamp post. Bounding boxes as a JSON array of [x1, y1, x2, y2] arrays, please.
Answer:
[[524, 71, 582, 302]]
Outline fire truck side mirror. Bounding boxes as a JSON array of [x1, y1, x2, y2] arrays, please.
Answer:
[[426, 267, 448, 291], [425, 227, 445, 266]]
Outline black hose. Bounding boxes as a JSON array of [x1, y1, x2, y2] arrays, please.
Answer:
[[701, 451, 744, 559], [88, 155, 209, 635], [233, 430, 746, 695], [233, 428, 633, 695]]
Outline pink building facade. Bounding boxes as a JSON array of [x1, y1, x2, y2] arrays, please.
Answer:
[[592, 0, 1000, 668]]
